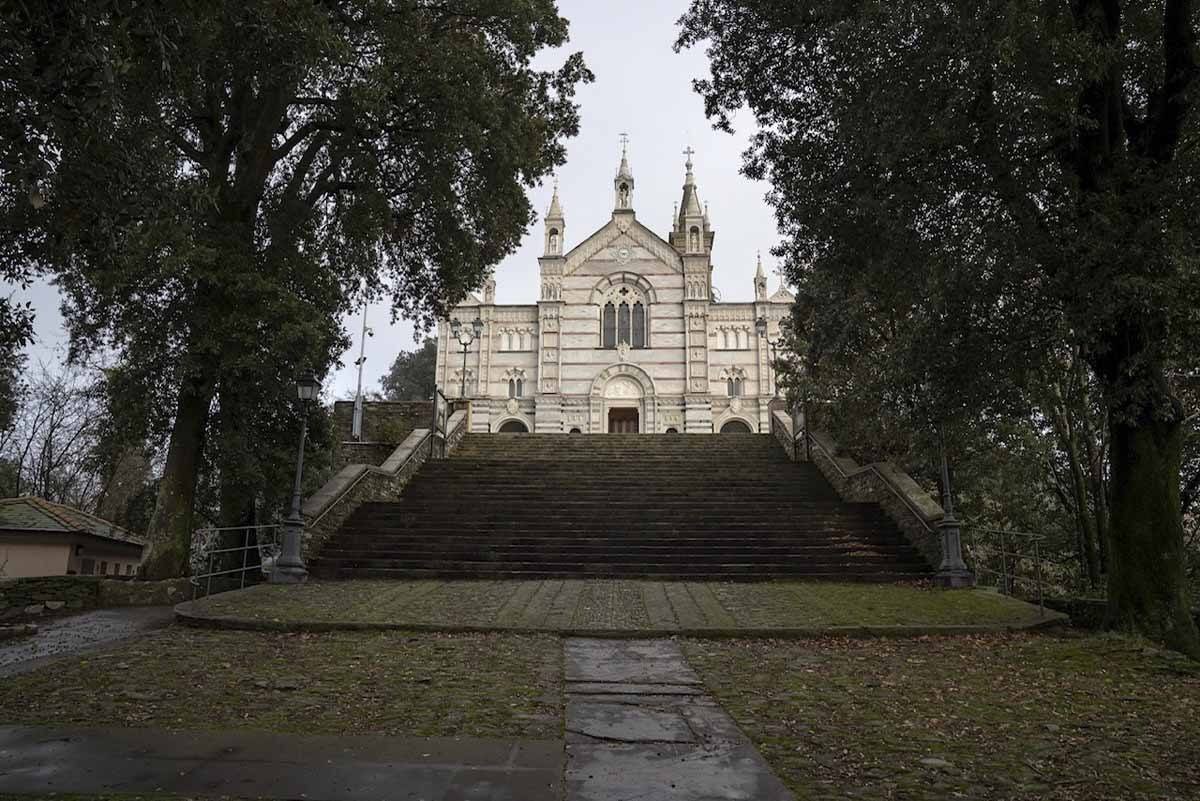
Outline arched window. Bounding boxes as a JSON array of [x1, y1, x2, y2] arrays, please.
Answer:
[[569, 427, 582, 434], [549, 228, 559, 253], [689, 226, 700, 251], [602, 303, 616, 348], [505, 331, 513, 351], [727, 378, 736, 397], [617, 302, 631, 345], [632, 302, 646, 348], [508, 379, 516, 398], [722, 329, 730, 350], [516, 378, 523, 397]]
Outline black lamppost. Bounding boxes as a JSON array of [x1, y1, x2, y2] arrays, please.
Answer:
[[755, 316, 782, 397], [935, 427, 974, 588], [450, 316, 484, 398], [270, 370, 321, 584]]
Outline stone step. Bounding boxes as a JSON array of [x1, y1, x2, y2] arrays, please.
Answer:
[[314, 433, 932, 583], [308, 566, 928, 582]]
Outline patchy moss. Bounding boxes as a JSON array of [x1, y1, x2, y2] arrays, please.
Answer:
[[184, 579, 1050, 631], [0, 628, 562, 740], [682, 633, 1200, 800]]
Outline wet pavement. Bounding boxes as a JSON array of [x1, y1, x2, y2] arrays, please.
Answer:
[[0, 606, 175, 677], [564, 639, 794, 800], [0, 725, 562, 801]]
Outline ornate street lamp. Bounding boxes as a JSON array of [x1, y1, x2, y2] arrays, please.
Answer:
[[755, 316, 782, 397], [450, 316, 484, 398], [935, 427, 975, 588], [270, 370, 321, 584]]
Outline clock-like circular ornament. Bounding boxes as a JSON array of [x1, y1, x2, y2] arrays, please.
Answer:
[[615, 246, 633, 265]]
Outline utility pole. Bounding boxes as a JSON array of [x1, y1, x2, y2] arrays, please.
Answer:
[[351, 305, 372, 441]]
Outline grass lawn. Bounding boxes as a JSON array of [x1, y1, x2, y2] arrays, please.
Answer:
[[0, 627, 562, 740], [181, 579, 1052, 631], [683, 632, 1200, 801]]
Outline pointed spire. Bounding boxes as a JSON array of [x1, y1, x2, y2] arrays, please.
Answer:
[[678, 146, 703, 225], [616, 133, 633, 180], [754, 250, 770, 300], [614, 133, 634, 211], [547, 177, 563, 220]]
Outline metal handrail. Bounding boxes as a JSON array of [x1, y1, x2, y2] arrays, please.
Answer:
[[190, 524, 281, 600], [963, 526, 1047, 616]]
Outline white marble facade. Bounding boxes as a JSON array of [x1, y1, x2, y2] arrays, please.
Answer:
[[435, 146, 795, 434]]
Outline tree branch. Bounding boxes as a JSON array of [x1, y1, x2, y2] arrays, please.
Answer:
[[1145, 0, 1198, 162]]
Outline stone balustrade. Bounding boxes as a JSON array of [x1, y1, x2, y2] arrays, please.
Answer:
[[301, 409, 469, 558], [770, 409, 944, 567]]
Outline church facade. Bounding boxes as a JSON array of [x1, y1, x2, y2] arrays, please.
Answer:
[[435, 147, 794, 434]]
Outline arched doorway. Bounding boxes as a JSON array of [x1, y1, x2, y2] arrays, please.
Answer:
[[720, 419, 753, 434], [498, 420, 529, 433], [603, 375, 642, 433]]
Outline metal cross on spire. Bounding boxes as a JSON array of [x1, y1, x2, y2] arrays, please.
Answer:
[[683, 145, 695, 168], [619, 132, 630, 155]]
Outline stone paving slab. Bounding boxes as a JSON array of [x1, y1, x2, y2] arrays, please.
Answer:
[[176, 579, 1065, 636], [564, 638, 794, 801], [566, 639, 702, 685], [0, 607, 174, 677], [0, 725, 562, 801]]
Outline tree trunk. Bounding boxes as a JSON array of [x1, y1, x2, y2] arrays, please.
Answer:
[[1106, 412, 1200, 658], [141, 382, 213, 579]]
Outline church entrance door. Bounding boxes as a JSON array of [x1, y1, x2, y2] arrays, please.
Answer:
[[608, 408, 639, 433]]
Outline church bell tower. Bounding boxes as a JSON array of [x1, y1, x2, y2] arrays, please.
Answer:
[[614, 134, 634, 212]]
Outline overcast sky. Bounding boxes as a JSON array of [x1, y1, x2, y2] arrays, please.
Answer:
[[7, 0, 783, 399]]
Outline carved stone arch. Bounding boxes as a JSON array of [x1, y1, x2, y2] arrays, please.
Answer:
[[590, 363, 657, 398], [496, 415, 531, 433], [588, 272, 658, 306], [714, 409, 758, 433]]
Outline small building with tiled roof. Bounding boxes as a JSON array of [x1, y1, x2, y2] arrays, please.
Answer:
[[0, 497, 147, 578]]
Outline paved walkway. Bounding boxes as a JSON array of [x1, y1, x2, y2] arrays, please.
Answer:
[[178, 579, 1059, 635], [564, 638, 794, 800], [0, 725, 561, 800], [0, 606, 175, 677]]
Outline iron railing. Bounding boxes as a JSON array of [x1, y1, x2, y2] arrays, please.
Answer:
[[963, 526, 1048, 615], [190, 524, 281, 599]]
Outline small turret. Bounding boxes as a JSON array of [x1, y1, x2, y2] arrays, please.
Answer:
[[614, 134, 634, 211], [671, 147, 710, 254], [754, 251, 768, 301], [544, 179, 565, 257]]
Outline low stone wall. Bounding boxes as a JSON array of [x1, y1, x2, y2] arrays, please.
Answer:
[[333, 442, 395, 470], [0, 576, 193, 618], [331, 400, 434, 443], [770, 408, 800, 461], [302, 409, 469, 558], [771, 411, 945, 569]]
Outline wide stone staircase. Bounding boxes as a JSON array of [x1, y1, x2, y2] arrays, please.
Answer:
[[310, 433, 932, 581]]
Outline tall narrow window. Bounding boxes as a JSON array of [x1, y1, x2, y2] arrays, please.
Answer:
[[727, 378, 735, 397], [632, 302, 646, 348], [508, 379, 516, 398], [617, 303, 631, 345], [602, 303, 616, 348], [516, 378, 523, 397]]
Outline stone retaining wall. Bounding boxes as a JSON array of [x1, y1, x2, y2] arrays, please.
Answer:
[[0, 576, 193, 619], [330, 401, 435, 471], [771, 410, 945, 569], [302, 409, 469, 558]]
